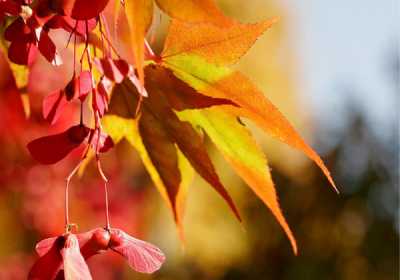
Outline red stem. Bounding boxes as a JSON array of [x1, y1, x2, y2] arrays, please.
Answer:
[[64, 157, 84, 232], [64, 142, 91, 232], [103, 182, 111, 229], [94, 112, 111, 229]]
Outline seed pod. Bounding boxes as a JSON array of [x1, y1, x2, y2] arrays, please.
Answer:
[[92, 228, 111, 250], [109, 229, 123, 247]]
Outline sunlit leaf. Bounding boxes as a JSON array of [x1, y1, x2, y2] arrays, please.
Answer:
[[179, 107, 297, 254], [121, 71, 241, 220], [162, 18, 278, 65], [102, 115, 194, 240], [155, 0, 233, 27], [163, 55, 338, 193]]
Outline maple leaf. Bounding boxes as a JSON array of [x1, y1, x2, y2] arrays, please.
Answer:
[[104, 65, 240, 240], [122, 0, 233, 90], [160, 20, 338, 191], [178, 107, 298, 254], [102, 17, 338, 254], [154, 0, 233, 27], [157, 19, 338, 253], [103, 114, 194, 241], [1, 0, 337, 263], [42, 71, 92, 124]]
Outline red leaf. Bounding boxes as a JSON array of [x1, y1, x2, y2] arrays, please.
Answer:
[[63, 71, 92, 102], [47, 15, 97, 37], [64, 75, 78, 101], [43, 90, 68, 124], [4, 17, 31, 42], [95, 58, 130, 83], [97, 76, 112, 101], [90, 129, 114, 153], [61, 234, 92, 280], [0, 1, 20, 17], [128, 73, 148, 97], [52, 0, 109, 20], [8, 39, 38, 66], [78, 71, 92, 100], [92, 88, 107, 117], [34, 0, 57, 26], [110, 229, 165, 274], [113, 59, 130, 79], [27, 125, 90, 164], [38, 30, 61, 65]]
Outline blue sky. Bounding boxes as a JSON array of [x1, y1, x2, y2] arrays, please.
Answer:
[[283, 0, 398, 140]]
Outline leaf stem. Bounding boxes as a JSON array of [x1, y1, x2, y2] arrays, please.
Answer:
[[64, 158, 84, 232], [103, 182, 111, 230], [80, 101, 83, 125], [64, 143, 91, 232], [94, 112, 111, 229]]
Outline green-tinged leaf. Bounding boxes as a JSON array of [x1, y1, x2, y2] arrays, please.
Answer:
[[102, 115, 170, 204], [102, 114, 194, 241], [107, 67, 241, 228], [145, 65, 235, 110], [139, 109, 181, 217], [155, 0, 233, 27], [162, 18, 278, 65], [178, 107, 297, 254], [149, 98, 242, 222], [163, 55, 338, 193], [143, 70, 241, 222]]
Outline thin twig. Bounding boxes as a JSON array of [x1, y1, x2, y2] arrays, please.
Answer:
[[94, 112, 111, 228], [64, 141, 91, 232]]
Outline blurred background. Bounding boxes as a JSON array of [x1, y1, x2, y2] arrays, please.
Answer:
[[0, 0, 398, 279]]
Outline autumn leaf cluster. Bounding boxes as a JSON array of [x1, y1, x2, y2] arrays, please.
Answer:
[[0, 0, 337, 277]]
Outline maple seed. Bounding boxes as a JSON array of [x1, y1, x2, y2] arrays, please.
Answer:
[[29, 233, 92, 280], [109, 229, 123, 247], [92, 228, 111, 249], [34, 228, 166, 274]]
